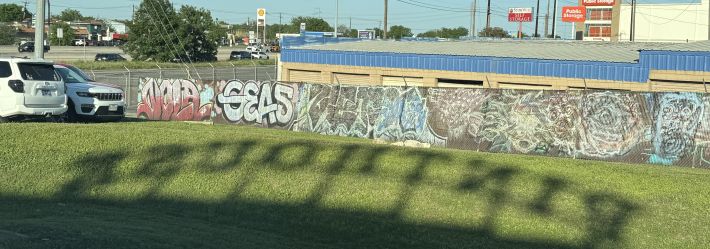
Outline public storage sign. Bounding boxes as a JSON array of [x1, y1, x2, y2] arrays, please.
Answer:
[[562, 6, 586, 22], [508, 8, 533, 22], [582, 0, 615, 6]]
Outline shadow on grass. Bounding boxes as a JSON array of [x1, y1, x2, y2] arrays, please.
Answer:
[[0, 140, 640, 249]]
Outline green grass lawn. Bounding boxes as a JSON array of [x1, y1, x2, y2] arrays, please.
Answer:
[[0, 122, 708, 248], [61, 59, 276, 70]]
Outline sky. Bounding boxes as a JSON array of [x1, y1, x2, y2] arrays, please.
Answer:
[[2, 0, 705, 39]]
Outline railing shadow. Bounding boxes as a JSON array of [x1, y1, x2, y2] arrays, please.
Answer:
[[0, 139, 641, 249]]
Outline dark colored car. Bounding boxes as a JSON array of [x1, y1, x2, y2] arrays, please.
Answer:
[[229, 51, 252, 60], [17, 42, 50, 53], [95, 53, 127, 62]]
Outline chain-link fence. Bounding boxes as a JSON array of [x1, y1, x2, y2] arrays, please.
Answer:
[[87, 65, 277, 116]]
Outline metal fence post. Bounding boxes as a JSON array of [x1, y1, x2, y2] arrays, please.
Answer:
[[124, 65, 131, 109], [251, 61, 258, 81], [208, 63, 215, 81], [185, 65, 192, 80], [230, 62, 237, 80], [157, 64, 163, 79]]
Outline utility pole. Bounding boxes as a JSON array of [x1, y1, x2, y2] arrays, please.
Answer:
[[544, 0, 550, 37], [486, 0, 491, 29], [34, 0, 45, 59], [534, 0, 540, 37], [132, 5, 135, 24], [335, 0, 339, 38], [471, 0, 477, 38], [708, 0, 710, 40], [384, 0, 388, 39], [629, 0, 636, 42], [551, 0, 557, 38], [22, 1, 28, 21]]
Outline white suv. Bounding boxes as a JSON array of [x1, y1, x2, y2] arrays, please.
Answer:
[[0, 58, 67, 122], [54, 64, 125, 122]]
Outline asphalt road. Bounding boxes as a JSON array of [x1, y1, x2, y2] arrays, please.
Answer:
[[0, 45, 250, 61]]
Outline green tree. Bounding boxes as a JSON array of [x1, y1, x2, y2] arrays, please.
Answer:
[[49, 22, 74, 46], [0, 24, 17, 45], [418, 27, 469, 39], [346, 29, 358, 38], [479, 27, 511, 38], [124, 0, 183, 62], [0, 4, 30, 23], [177, 6, 219, 62], [55, 9, 84, 22], [388, 25, 413, 40], [290, 16, 332, 32]]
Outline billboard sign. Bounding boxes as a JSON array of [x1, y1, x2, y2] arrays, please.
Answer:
[[562, 6, 587, 22], [257, 8, 266, 26], [358, 30, 375, 40], [508, 8, 533, 22], [582, 0, 615, 6]]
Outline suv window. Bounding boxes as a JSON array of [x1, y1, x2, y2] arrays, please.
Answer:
[[18, 63, 60, 81], [0, 61, 11, 78]]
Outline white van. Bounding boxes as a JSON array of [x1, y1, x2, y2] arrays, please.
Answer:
[[0, 58, 68, 122]]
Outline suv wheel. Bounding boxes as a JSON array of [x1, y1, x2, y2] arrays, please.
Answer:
[[62, 101, 81, 123]]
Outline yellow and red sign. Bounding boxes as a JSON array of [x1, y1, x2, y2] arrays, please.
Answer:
[[257, 8, 266, 27], [562, 6, 587, 22]]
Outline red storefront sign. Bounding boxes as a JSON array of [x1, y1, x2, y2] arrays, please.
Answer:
[[582, 0, 615, 6], [508, 8, 533, 22], [562, 6, 587, 22]]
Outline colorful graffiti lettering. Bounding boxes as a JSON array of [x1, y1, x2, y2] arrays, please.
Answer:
[[136, 78, 710, 169], [215, 80, 297, 128], [137, 78, 213, 121]]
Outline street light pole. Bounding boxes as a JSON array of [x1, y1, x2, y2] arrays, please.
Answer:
[[34, 0, 45, 59], [384, 0, 388, 39], [335, 0, 339, 38]]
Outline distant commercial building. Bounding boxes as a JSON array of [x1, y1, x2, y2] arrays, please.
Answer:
[[573, 0, 709, 42], [279, 40, 710, 92]]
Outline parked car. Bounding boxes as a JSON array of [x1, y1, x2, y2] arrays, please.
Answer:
[[251, 51, 269, 60], [0, 58, 67, 122], [54, 64, 125, 122], [246, 46, 262, 52], [73, 39, 86, 46], [229, 51, 252, 60], [94, 53, 127, 62], [17, 42, 50, 53]]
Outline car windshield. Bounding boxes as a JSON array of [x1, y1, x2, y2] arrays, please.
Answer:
[[65, 65, 94, 82], [56, 67, 88, 84]]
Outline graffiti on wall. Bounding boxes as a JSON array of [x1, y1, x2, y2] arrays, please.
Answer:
[[136, 78, 710, 169], [214, 80, 298, 128], [137, 78, 213, 121], [294, 84, 434, 142]]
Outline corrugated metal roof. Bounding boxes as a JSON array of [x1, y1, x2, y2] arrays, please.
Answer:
[[650, 40, 710, 52], [299, 40, 676, 63]]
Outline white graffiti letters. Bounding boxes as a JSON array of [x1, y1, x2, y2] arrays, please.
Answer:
[[218, 80, 294, 125]]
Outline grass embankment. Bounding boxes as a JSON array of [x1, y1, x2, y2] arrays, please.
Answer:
[[59, 59, 276, 70], [0, 122, 708, 248]]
